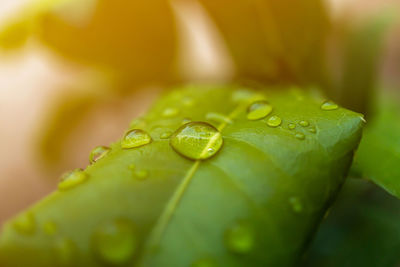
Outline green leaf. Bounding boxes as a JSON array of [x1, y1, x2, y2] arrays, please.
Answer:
[[352, 93, 400, 198], [0, 85, 363, 266], [198, 0, 330, 85], [304, 178, 400, 267]]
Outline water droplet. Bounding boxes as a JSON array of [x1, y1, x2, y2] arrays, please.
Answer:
[[182, 96, 194, 107], [267, 115, 282, 127], [89, 146, 110, 164], [13, 212, 35, 235], [134, 170, 149, 180], [247, 101, 273, 120], [55, 237, 76, 266], [58, 169, 88, 191], [289, 197, 303, 213], [170, 122, 223, 160], [308, 127, 317, 133], [121, 129, 152, 149], [160, 131, 172, 139], [321, 101, 339, 111], [225, 221, 254, 254], [206, 112, 232, 125], [162, 107, 179, 118], [91, 219, 138, 265], [288, 123, 296, 130], [43, 221, 58, 236], [295, 133, 305, 140], [299, 120, 309, 127], [192, 258, 218, 267]]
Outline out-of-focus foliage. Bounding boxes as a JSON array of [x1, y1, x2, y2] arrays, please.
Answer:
[[0, 85, 363, 266], [304, 178, 400, 267], [352, 93, 400, 198]]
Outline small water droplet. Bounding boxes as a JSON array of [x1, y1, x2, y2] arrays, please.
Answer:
[[91, 219, 138, 265], [247, 101, 273, 121], [162, 107, 179, 118], [55, 237, 76, 266], [43, 221, 58, 236], [160, 131, 172, 139], [206, 112, 232, 125], [192, 258, 218, 267], [58, 169, 88, 191], [13, 212, 35, 235], [121, 129, 152, 149], [170, 122, 223, 160], [299, 120, 309, 127], [267, 115, 282, 127], [308, 127, 317, 133], [89, 146, 110, 164], [321, 101, 339, 111], [295, 133, 305, 140], [289, 197, 303, 213], [134, 170, 149, 180], [182, 96, 194, 107], [225, 221, 254, 254], [288, 123, 296, 130]]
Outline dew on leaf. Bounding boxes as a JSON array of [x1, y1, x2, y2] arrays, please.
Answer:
[[206, 112, 232, 125], [162, 107, 179, 118], [289, 197, 303, 213], [170, 122, 223, 160], [299, 120, 309, 127], [58, 169, 88, 191], [89, 146, 110, 164], [224, 221, 254, 254], [267, 115, 282, 127], [91, 219, 138, 265], [321, 101, 339, 111], [121, 129, 152, 149], [13, 212, 35, 235], [309, 127, 317, 133], [295, 133, 305, 140], [288, 123, 296, 130], [246, 100, 273, 120]]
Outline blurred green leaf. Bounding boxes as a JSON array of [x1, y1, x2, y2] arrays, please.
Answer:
[[0, 85, 363, 266]]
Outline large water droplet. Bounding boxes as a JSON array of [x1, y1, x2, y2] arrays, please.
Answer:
[[43, 221, 58, 236], [13, 212, 35, 235], [170, 122, 223, 160], [299, 120, 309, 127], [224, 221, 254, 254], [267, 115, 282, 127], [206, 112, 232, 125], [192, 258, 218, 267], [162, 107, 179, 118], [55, 237, 76, 266], [121, 129, 152, 149], [89, 146, 110, 164], [289, 197, 303, 213], [58, 169, 88, 191], [91, 219, 138, 265], [321, 101, 339, 111], [247, 101, 272, 120]]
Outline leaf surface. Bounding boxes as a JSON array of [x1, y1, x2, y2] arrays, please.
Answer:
[[0, 85, 363, 266]]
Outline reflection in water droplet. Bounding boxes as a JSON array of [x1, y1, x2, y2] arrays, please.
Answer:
[[192, 258, 218, 267], [247, 101, 273, 120], [321, 101, 339, 111], [135, 170, 149, 180], [224, 221, 254, 254], [55, 238, 76, 266], [89, 146, 111, 164], [170, 122, 223, 160], [91, 219, 138, 265], [121, 129, 152, 149], [206, 112, 232, 125], [267, 115, 282, 127], [13, 212, 35, 235], [299, 120, 309, 127], [289, 197, 303, 213], [58, 169, 88, 191], [160, 131, 173, 139], [162, 107, 179, 118], [288, 123, 296, 130], [43, 221, 58, 236], [295, 133, 305, 140]]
